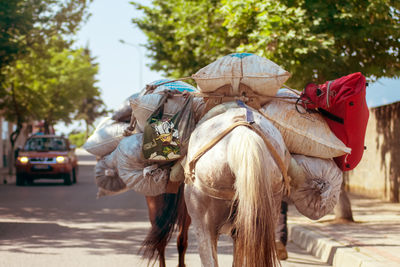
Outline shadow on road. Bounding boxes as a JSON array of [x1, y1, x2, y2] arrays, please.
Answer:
[[0, 221, 149, 256]]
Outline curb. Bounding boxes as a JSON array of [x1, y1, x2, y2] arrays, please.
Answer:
[[288, 224, 396, 267]]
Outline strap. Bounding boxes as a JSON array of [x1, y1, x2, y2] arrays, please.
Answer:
[[123, 111, 137, 137], [187, 121, 290, 199], [318, 108, 344, 124], [326, 80, 333, 108], [236, 100, 254, 123], [188, 122, 251, 176]]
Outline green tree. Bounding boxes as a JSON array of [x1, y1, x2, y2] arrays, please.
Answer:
[[74, 48, 108, 138], [68, 130, 88, 148], [0, 0, 34, 82], [0, 0, 92, 82], [3, 46, 100, 133], [0, 0, 92, 147], [133, 0, 400, 88], [75, 95, 108, 139]]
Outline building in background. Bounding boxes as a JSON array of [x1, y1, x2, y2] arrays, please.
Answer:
[[348, 101, 400, 203], [0, 118, 47, 172]]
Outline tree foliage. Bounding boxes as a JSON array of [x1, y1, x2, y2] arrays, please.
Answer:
[[3, 46, 100, 132], [132, 0, 400, 88], [0, 0, 98, 135], [74, 93, 108, 138], [0, 0, 91, 81]]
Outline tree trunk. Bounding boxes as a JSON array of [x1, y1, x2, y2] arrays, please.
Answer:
[[8, 82, 23, 176], [44, 120, 50, 134], [85, 120, 90, 140], [8, 123, 20, 176], [334, 172, 354, 222]]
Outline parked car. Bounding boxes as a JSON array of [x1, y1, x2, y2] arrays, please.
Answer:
[[15, 135, 78, 186]]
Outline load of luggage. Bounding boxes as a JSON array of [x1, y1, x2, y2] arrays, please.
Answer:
[[83, 52, 369, 220]]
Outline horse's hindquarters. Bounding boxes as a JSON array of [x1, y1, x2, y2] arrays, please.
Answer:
[[184, 184, 233, 267], [194, 134, 236, 199]]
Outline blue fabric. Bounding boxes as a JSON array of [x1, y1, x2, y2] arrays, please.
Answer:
[[229, 53, 253, 59], [152, 79, 196, 92], [237, 100, 254, 123]]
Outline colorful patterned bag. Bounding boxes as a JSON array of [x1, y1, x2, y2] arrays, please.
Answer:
[[142, 93, 195, 161]]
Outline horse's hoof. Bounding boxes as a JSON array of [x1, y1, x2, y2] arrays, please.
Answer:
[[276, 241, 288, 260]]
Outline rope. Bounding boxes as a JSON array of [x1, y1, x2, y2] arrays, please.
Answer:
[[282, 84, 301, 96]]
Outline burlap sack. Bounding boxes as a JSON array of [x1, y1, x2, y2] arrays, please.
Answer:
[[260, 91, 351, 158], [83, 117, 130, 157], [288, 154, 343, 220], [111, 93, 140, 122], [192, 53, 290, 96], [116, 133, 169, 196], [94, 150, 127, 197]]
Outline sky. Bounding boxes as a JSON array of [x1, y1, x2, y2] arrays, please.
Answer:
[[56, 0, 400, 134]]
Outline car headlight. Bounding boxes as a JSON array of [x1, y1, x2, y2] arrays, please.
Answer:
[[18, 156, 29, 164], [56, 156, 66, 163]]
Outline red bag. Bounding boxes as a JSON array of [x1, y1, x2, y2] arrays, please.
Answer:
[[300, 72, 369, 171]]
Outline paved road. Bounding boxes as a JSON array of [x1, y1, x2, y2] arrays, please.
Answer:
[[0, 149, 329, 267]]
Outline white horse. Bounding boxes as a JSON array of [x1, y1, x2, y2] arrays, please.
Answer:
[[184, 108, 290, 267]]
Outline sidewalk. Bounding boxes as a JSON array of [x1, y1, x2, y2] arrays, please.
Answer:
[[0, 167, 13, 184], [288, 193, 400, 267]]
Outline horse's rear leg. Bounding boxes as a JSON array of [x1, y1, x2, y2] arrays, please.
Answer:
[[185, 184, 227, 267], [177, 205, 191, 267], [157, 241, 166, 267], [145, 195, 167, 267]]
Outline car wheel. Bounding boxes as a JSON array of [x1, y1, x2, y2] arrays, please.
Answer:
[[16, 173, 25, 186], [72, 168, 77, 184], [26, 177, 34, 185], [64, 172, 72, 185]]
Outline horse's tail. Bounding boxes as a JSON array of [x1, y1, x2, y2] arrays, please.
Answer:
[[141, 184, 185, 265], [227, 126, 279, 267]]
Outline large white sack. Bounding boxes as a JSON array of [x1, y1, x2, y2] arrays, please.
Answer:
[[130, 94, 205, 132], [288, 154, 343, 220], [95, 150, 128, 198], [111, 93, 140, 122], [192, 53, 290, 96], [260, 90, 351, 158], [116, 133, 169, 196], [83, 117, 130, 157]]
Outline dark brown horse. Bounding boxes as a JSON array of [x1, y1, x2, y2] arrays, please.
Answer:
[[141, 184, 191, 267]]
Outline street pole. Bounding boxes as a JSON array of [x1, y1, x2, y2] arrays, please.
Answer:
[[119, 39, 143, 89]]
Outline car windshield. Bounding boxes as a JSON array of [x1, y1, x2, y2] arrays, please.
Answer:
[[24, 137, 68, 151]]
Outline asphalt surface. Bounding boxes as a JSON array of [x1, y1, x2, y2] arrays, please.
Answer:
[[0, 149, 329, 267]]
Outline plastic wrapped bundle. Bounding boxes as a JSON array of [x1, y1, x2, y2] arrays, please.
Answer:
[[111, 93, 140, 122], [83, 117, 130, 157], [149, 79, 197, 93], [288, 154, 343, 220], [260, 90, 351, 159], [116, 133, 169, 196], [95, 150, 127, 197]]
